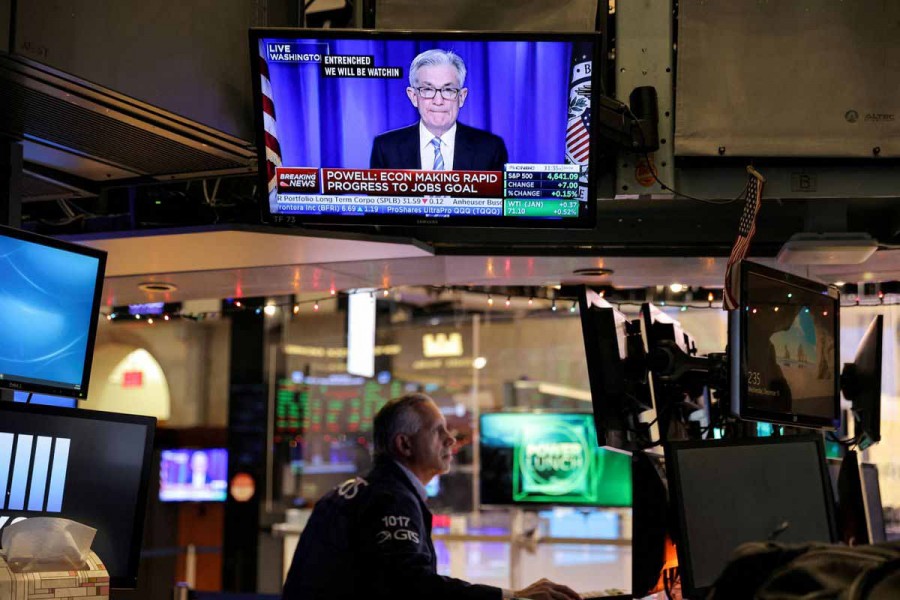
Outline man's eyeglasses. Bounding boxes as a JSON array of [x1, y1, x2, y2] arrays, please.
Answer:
[[415, 87, 461, 100]]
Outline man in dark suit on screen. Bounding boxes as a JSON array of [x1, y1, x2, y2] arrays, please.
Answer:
[[370, 49, 508, 171]]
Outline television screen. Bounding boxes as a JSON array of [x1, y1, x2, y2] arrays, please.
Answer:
[[479, 412, 631, 507], [159, 448, 228, 502], [0, 225, 106, 400], [0, 402, 155, 588], [729, 261, 840, 429], [666, 435, 836, 599], [250, 29, 601, 228]]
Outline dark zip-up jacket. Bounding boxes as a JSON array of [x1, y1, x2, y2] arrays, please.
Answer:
[[283, 458, 501, 600]]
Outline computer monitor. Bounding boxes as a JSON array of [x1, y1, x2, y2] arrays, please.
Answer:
[[666, 435, 837, 599], [841, 315, 883, 449], [250, 29, 602, 228], [0, 224, 107, 400], [578, 287, 629, 449], [159, 448, 228, 502], [729, 261, 840, 429], [479, 412, 631, 507], [835, 450, 870, 545], [0, 402, 156, 588], [861, 462, 886, 544]]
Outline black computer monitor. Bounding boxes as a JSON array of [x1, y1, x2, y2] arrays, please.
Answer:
[[249, 29, 602, 229], [0, 224, 107, 400], [728, 261, 840, 429], [479, 412, 632, 507], [835, 450, 869, 545], [666, 435, 837, 599], [841, 315, 883, 449], [0, 402, 156, 588], [578, 287, 629, 449], [861, 462, 886, 544]]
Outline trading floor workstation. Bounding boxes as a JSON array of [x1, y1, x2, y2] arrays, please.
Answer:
[[3, 3, 900, 598], [579, 260, 889, 598]]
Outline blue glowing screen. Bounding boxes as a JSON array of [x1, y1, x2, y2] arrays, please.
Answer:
[[0, 235, 102, 392]]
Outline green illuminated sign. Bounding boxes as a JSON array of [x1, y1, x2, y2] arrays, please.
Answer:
[[483, 413, 631, 507]]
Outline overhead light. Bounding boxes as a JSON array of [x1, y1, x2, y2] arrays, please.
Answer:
[[572, 267, 614, 277], [777, 233, 878, 265], [138, 281, 178, 292], [670, 283, 685, 293], [263, 304, 277, 316], [472, 357, 487, 370]]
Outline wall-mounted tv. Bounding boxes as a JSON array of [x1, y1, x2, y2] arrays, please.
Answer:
[[480, 412, 632, 507], [250, 29, 602, 228], [0, 225, 106, 400], [159, 448, 228, 502]]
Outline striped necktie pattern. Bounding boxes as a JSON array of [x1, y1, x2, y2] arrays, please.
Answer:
[[431, 137, 444, 170]]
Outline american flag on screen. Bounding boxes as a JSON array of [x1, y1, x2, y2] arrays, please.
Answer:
[[723, 167, 766, 310], [567, 108, 591, 163], [566, 43, 594, 201], [259, 40, 283, 210]]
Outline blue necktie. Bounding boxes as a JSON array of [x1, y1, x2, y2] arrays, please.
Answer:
[[431, 138, 444, 170]]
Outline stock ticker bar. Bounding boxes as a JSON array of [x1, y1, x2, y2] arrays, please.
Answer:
[[274, 163, 582, 218]]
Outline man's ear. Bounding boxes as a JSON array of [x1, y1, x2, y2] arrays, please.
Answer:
[[406, 87, 419, 108], [393, 433, 413, 458], [458, 87, 468, 108]]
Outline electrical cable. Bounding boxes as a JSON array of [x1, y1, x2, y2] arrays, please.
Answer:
[[623, 105, 750, 205]]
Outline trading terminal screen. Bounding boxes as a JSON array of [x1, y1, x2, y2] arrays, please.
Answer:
[[667, 436, 835, 598], [735, 264, 840, 428]]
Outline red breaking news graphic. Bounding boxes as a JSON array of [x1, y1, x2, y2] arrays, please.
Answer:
[[277, 167, 320, 193], [320, 168, 503, 197]]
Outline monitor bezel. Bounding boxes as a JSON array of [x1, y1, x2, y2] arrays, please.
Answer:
[[665, 434, 838, 600], [158, 446, 229, 504], [0, 224, 107, 400], [852, 315, 883, 448], [860, 462, 886, 543], [478, 410, 632, 508], [729, 261, 840, 429], [0, 402, 156, 589], [249, 27, 602, 229]]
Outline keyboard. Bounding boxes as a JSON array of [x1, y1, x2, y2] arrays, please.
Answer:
[[579, 591, 632, 600]]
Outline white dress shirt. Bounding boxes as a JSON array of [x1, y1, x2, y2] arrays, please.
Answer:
[[419, 121, 457, 171]]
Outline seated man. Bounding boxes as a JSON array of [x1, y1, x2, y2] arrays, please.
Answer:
[[370, 49, 508, 171], [283, 393, 580, 600]]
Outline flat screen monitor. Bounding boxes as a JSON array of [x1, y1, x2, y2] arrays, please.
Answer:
[[159, 448, 228, 502], [479, 412, 632, 507], [861, 462, 886, 543], [0, 225, 106, 400], [729, 261, 840, 429], [0, 402, 155, 588], [578, 287, 629, 449], [842, 315, 883, 449], [836, 450, 869, 545], [250, 29, 602, 228], [666, 435, 836, 599]]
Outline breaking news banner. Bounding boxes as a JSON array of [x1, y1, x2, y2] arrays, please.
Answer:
[[278, 168, 502, 196]]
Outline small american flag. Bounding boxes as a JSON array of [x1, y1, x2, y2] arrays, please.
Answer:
[[723, 166, 766, 310], [259, 40, 283, 211], [567, 108, 591, 163]]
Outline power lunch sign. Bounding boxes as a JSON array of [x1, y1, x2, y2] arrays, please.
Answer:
[[512, 421, 598, 504]]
